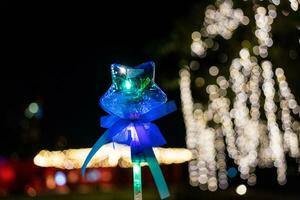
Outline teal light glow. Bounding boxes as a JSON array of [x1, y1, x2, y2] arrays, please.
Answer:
[[133, 162, 142, 200], [125, 80, 132, 90]]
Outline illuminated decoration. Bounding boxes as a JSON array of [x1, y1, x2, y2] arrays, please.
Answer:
[[275, 68, 300, 158], [181, 0, 300, 191], [227, 167, 237, 178], [28, 102, 39, 114], [34, 62, 184, 200], [236, 184, 247, 195], [24, 101, 43, 120], [133, 163, 142, 199], [0, 162, 16, 185], [81, 61, 176, 200], [34, 143, 193, 169], [45, 175, 56, 189], [67, 171, 80, 184], [25, 102, 41, 119], [86, 169, 101, 182], [100, 62, 168, 119], [33, 62, 180, 199], [289, 0, 299, 11], [26, 186, 37, 197], [253, 6, 276, 58], [262, 60, 286, 184], [54, 171, 67, 186], [191, 0, 249, 56], [271, 0, 299, 11]]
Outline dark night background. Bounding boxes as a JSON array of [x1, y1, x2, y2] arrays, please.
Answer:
[[1, 0, 300, 199], [2, 1, 199, 156]]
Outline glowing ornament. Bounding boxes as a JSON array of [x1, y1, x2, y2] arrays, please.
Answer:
[[82, 61, 176, 200]]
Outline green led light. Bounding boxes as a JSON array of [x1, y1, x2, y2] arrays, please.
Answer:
[[124, 80, 132, 90], [133, 162, 142, 200], [139, 77, 151, 92]]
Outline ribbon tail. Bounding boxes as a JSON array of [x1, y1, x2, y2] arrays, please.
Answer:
[[148, 123, 166, 147], [81, 129, 111, 176], [144, 148, 170, 199], [82, 119, 130, 176], [101, 115, 120, 128]]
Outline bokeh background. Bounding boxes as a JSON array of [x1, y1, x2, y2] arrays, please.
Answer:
[[1, 0, 300, 199]]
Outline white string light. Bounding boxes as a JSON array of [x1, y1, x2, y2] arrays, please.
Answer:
[[183, 0, 300, 190], [275, 68, 300, 158], [262, 61, 287, 185], [191, 0, 249, 56], [289, 0, 299, 11], [254, 6, 276, 58], [270, 0, 299, 11]]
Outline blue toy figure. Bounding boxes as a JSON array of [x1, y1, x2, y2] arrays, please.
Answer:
[[81, 61, 176, 200]]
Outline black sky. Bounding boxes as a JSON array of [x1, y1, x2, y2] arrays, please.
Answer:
[[2, 1, 200, 157]]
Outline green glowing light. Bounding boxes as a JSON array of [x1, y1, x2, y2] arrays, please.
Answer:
[[133, 163, 141, 175], [139, 77, 151, 92], [124, 80, 132, 90], [133, 162, 142, 200], [29, 102, 39, 114]]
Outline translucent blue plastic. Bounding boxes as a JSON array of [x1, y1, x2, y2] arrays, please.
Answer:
[[100, 61, 167, 119]]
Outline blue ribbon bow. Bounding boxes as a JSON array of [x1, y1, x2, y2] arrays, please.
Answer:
[[81, 101, 177, 199]]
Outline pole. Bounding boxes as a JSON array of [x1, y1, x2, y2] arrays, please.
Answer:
[[133, 162, 142, 200]]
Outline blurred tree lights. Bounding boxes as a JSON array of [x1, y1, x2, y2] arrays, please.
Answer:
[[179, 0, 300, 192]]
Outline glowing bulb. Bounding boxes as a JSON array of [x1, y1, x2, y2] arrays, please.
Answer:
[[209, 66, 219, 76], [54, 171, 67, 186], [133, 162, 142, 198], [227, 167, 237, 178], [133, 163, 141, 174], [28, 102, 39, 114], [26, 187, 37, 197], [124, 80, 132, 90], [119, 67, 126, 74], [86, 169, 101, 182], [46, 175, 56, 189], [236, 184, 247, 195]]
